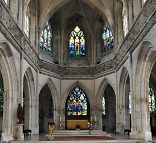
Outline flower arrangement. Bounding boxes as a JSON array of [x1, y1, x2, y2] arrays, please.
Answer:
[[48, 134, 54, 141]]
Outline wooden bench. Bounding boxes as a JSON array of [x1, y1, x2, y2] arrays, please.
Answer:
[[23, 129, 32, 136], [124, 129, 131, 136]]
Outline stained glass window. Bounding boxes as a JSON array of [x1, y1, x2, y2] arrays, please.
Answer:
[[0, 88, 3, 115], [40, 21, 52, 52], [48, 97, 53, 117], [148, 87, 156, 113], [102, 25, 114, 53], [102, 97, 106, 115], [129, 91, 131, 114], [69, 26, 85, 57], [66, 86, 88, 116]]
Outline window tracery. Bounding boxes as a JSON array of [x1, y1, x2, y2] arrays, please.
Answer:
[[69, 26, 85, 57], [40, 21, 52, 52], [66, 86, 88, 116], [102, 25, 114, 53]]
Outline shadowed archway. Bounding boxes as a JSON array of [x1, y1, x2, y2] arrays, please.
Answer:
[[39, 84, 53, 133], [102, 83, 116, 132]]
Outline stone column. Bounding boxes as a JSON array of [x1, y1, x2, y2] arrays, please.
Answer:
[[10, 0, 19, 22], [92, 107, 102, 130], [53, 109, 60, 130], [31, 70, 39, 134], [1, 91, 13, 142], [130, 57, 152, 142], [95, 110, 102, 130], [59, 109, 65, 130], [127, 0, 134, 29], [31, 99, 39, 134], [17, 0, 23, 29], [132, 0, 141, 21], [130, 97, 152, 142]]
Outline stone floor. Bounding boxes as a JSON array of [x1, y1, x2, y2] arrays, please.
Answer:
[[9, 130, 147, 143]]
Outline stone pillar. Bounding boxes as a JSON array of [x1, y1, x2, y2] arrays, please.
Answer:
[[53, 109, 60, 130], [9, 0, 19, 22], [1, 132, 13, 142], [127, 0, 134, 29], [31, 70, 39, 134], [92, 108, 102, 130], [132, 0, 141, 21], [1, 91, 14, 142], [130, 56, 152, 142], [117, 0, 124, 48], [31, 99, 39, 134], [17, 0, 23, 29], [59, 109, 65, 130], [130, 97, 152, 142]]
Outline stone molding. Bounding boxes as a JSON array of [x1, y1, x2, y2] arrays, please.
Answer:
[[0, 1, 38, 70], [0, 0, 156, 78], [116, 0, 156, 70]]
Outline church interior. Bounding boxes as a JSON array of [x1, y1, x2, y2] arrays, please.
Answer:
[[0, 0, 156, 142]]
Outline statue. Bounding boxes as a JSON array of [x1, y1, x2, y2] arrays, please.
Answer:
[[17, 103, 24, 124]]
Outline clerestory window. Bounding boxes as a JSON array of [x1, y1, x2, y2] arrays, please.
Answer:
[[69, 26, 85, 57], [102, 25, 114, 53], [40, 21, 52, 52]]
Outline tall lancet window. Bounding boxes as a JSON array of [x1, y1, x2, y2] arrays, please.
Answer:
[[69, 26, 85, 57], [129, 91, 131, 114], [40, 21, 52, 52], [123, 9, 128, 37], [102, 25, 114, 53], [149, 86, 156, 113], [102, 97, 106, 115], [24, 13, 30, 37]]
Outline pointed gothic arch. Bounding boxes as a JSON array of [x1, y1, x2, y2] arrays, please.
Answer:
[[97, 78, 116, 103], [38, 78, 59, 132], [23, 67, 35, 131], [0, 42, 18, 142], [62, 81, 91, 130], [119, 67, 131, 131], [39, 83, 53, 133], [134, 41, 153, 140], [97, 78, 116, 132], [62, 81, 92, 110]]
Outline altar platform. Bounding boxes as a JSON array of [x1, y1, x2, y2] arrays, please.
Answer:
[[10, 130, 144, 143]]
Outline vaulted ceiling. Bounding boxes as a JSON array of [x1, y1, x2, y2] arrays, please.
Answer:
[[37, 0, 115, 29]]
